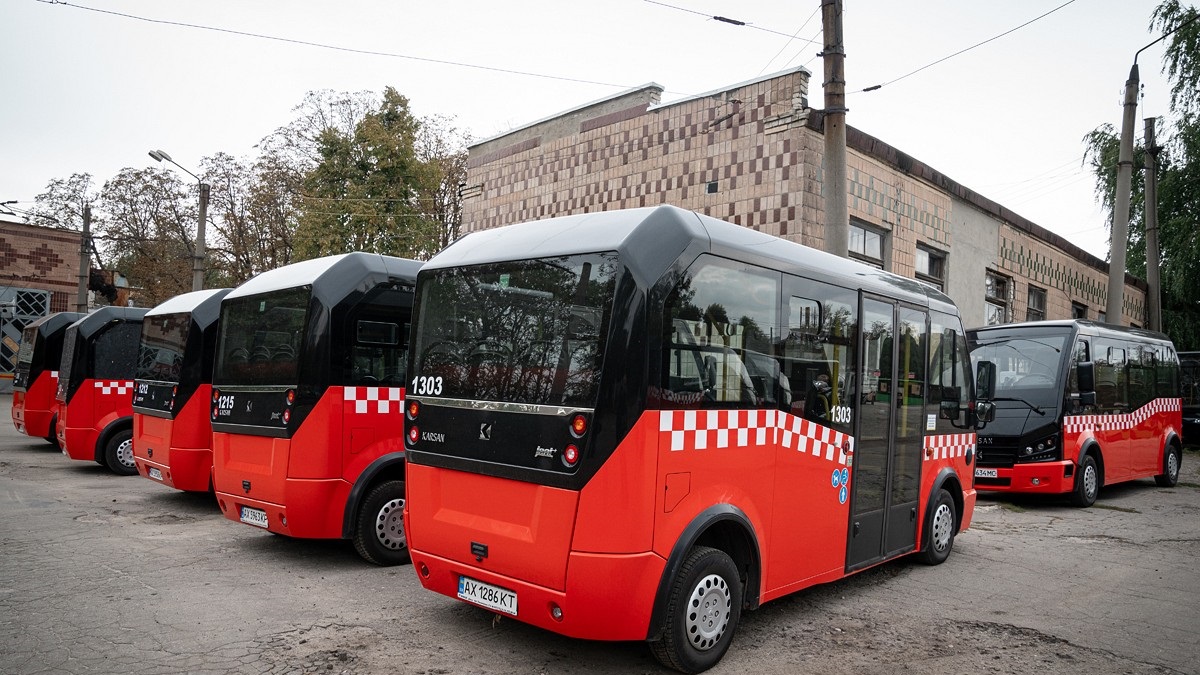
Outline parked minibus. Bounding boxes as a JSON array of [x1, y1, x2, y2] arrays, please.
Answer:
[[403, 205, 985, 672], [132, 288, 231, 492], [1180, 351, 1199, 445], [55, 306, 149, 474], [969, 320, 1182, 507], [210, 253, 421, 565], [11, 311, 84, 446]]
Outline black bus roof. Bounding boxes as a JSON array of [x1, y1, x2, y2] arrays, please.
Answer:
[[145, 288, 230, 331], [24, 311, 85, 338], [427, 205, 955, 314], [68, 306, 150, 341], [226, 252, 423, 305], [969, 319, 1174, 346]]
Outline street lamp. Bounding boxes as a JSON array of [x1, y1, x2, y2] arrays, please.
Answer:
[[149, 149, 208, 292]]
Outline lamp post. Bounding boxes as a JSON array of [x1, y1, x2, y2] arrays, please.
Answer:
[[149, 149, 208, 292]]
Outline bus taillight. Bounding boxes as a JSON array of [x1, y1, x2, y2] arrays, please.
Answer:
[[570, 414, 587, 437], [212, 388, 220, 402], [407, 400, 420, 420], [286, 389, 296, 405], [282, 409, 291, 424], [408, 426, 420, 444], [563, 444, 579, 467]]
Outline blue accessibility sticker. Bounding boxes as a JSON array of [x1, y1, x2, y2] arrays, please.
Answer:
[[840, 467, 849, 485], [839, 485, 848, 504], [831, 470, 841, 488]]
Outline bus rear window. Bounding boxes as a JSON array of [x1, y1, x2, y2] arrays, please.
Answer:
[[411, 253, 617, 407], [137, 312, 190, 384], [214, 288, 309, 386], [16, 325, 38, 368]]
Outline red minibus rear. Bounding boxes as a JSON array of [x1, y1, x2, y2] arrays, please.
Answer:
[[210, 253, 421, 565], [133, 288, 231, 492], [11, 311, 83, 446], [55, 306, 149, 474]]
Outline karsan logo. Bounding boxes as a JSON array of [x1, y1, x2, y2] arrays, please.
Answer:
[[422, 431, 446, 443], [534, 446, 556, 459]]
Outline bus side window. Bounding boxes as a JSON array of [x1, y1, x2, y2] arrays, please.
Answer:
[[660, 256, 779, 409]]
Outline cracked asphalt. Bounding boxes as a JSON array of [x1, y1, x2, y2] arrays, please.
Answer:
[[2, 395, 1199, 674]]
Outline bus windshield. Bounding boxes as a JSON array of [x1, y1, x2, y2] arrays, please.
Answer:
[[136, 312, 190, 384], [971, 331, 1068, 408], [213, 288, 309, 387], [411, 253, 617, 408]]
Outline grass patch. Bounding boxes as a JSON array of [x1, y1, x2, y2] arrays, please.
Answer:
[[1093, 503, 1139, 514], [1176, 481, 1200, 489], [999, 502, 1028, 513]]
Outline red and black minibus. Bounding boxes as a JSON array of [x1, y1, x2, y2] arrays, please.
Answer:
[[969, 320, 1182, 507], [55, 306, 149, 474], [403, 205, 985, 672], [11, 311, 84, 446], [211, 252, 421, 565], [132, 288, 231, 492]]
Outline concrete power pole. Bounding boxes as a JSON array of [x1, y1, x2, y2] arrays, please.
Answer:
[[1105, 63, 1139, 325], [1143, 117, 1161, 332], [192, 183, 209, 292], [821, 0, 849, 258], [76, 205, 91, 312]]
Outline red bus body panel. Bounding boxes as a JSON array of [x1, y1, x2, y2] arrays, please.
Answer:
[[133, 384, 215, 492], [408, 409, 977, 640], [212, 386, 405, 538], [12, 371, 60, 439], [977, 398, 1181, 495], [57, 379, 134, 462]]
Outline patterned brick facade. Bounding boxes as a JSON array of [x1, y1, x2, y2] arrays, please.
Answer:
[[0, 218, 83, 313], [462, 68, 1147, 327]]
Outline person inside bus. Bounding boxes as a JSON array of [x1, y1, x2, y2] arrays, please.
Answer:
[[805, 372, 833, 423]]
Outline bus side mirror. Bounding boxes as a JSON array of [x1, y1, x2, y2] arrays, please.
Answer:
[[975, 401, 996, 425], [939, 399, 961, 421], [975, 361, 996, 400]]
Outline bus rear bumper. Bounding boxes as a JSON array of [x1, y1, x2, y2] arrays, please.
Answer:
[[215, 478, 348, 539], [136, 448, 212, 492], [14, 406, 53, 439], [409, 547, 665, 641], [975, 461, 1074, 494]]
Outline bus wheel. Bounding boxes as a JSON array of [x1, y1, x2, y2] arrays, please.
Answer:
[[45, 415, 60, 448], [1070, 454, 1099, 507], [918, 488, 957, 565], [104, 429, 137, 476], [650, 546, 742, 674], [353, 480, 410, 566], [1155, 445, 1182, 487]]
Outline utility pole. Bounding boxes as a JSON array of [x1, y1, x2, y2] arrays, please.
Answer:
[[193, 183, 209, 292], [1143, 117, 1161, 332], [76, 205, 91, 312], [820, 0, 848, 258], [1105, 63, 1138, 325]]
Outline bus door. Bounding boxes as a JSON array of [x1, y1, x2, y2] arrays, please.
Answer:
[[847, 297, 927, 570]]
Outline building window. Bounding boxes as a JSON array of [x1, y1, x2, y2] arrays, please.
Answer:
[[705, 181, 718, 194], [984, 272, 1009, 326], [849, 221, 885, 269], [1026, 286, 1046, 322], [914, 245, 946, 291], [1072, 302, 1088, 320]]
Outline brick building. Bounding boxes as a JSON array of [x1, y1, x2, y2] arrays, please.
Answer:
[[461, 67, 1146, 330], [0, 216, 84, 392]]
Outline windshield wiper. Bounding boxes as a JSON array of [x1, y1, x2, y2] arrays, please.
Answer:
[[989, 396, 1045, 416]]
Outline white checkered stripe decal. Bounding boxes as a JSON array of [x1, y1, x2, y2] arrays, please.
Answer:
[[1062, 397, 1181, 434], [924, 433, 975, 461], [94, 380, 133, 396], [658, 409, 853, 465], [343, 387, 404, 414]]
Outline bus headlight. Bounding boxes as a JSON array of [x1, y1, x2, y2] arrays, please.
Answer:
[[1020, 434, 1060, 462]]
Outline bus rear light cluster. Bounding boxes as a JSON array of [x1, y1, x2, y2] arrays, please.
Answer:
[[563, 444, 579, 467], [211, 388, 221, 420]]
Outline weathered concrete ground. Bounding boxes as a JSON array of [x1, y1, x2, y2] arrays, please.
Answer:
[[2, 398, 1198, 674]]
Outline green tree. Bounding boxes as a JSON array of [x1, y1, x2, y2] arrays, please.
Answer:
[[1084, 0, 1200, 349]]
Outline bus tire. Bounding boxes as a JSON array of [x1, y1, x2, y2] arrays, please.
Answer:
[[352, 480, 410, 566], [649, 546, 742, 674], [103, 429, 137, 476], [918, 488, 956, 565], [1070, 454, 1100, 507], [45, 415, 60, 448], [1155, 444, 1181, 487]]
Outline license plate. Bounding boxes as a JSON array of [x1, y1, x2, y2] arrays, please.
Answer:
[[148, 467, 163, 481], [975, 468, 998, 478], [457, 575, 517, 616], [239, 506, 269, 529]]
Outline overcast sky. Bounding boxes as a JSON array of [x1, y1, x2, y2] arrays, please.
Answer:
[[0, 0, 1180, 261]]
